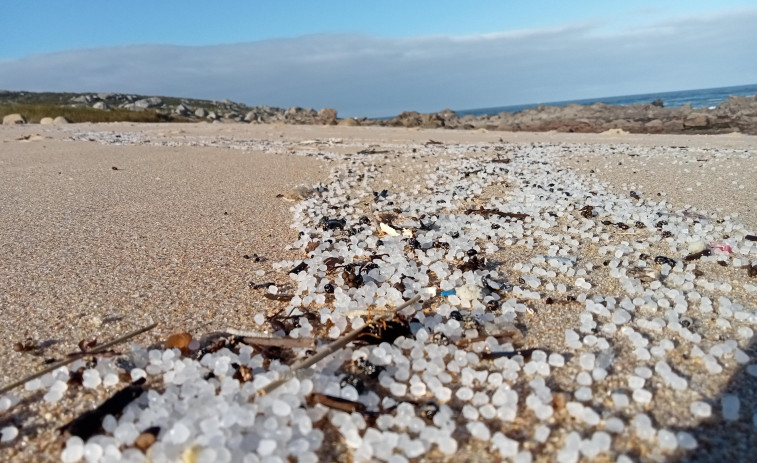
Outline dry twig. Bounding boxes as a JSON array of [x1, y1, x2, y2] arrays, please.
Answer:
[[0, 323, 158, 396], [255, 294, 421, 396], [241, 337, 316, 349]]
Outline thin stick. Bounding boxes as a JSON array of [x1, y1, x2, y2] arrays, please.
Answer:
[[256, 295, 421, 396], [0, 323, 158, 396], [241, 337, 316, 348], [224, 328, 270, 337]]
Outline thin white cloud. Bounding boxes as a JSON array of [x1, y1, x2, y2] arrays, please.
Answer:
[[0, 9, 755, 117]]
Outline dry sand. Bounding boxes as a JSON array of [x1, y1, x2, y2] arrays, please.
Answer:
[[0, 122, 755, 462], [1, 124, 331, 383]]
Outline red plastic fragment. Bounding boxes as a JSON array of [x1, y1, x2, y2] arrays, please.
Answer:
[[709, 243, 732, 253]]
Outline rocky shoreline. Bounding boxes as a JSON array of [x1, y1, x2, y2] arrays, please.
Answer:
[[380, 95, 757, 134], [2, 90, 757, 134]]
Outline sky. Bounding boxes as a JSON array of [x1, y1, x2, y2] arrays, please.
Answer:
[[1, 1, 756, 117]]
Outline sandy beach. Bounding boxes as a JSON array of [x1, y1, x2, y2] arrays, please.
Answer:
[[1, 122, 756, 462]]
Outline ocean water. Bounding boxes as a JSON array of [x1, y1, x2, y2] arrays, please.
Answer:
[[456, 83, 757, 118]]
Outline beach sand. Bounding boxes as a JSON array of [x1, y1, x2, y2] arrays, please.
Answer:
[[0, 123, 755, 462]]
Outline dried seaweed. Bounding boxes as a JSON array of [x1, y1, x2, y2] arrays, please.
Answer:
[[482, 348, 538, 360], [458, 255, 487, 272], [0, 323, 157, 396], [232, 364, 254, 383], [249, 281, 276, 289], [342, 265, 364, 288], [465, 208, 529, 220], [67, 368, 84, 387], [323, 256, 344, 271], [77, 338, 98, 352], [289, 262, 308, 274], [356, 314, 412, 345], [321, 217, 347, 230], [654, 255, 677, 267], [13, 338, 42, 356], [256, 295, 421, 396], [684, 249, 712, 261], [308, 393, 365, 413], [264, 293, 294, 302], [357, 148, 390, 154], [61, 378, 146, 439]]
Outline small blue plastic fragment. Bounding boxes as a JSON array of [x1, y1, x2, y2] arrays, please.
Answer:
[[441, 289, 456, 296]]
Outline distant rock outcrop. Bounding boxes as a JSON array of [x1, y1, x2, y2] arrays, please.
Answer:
[[683, 113, 709, 128], [3, 113, 26, 125], [387, 111, 421, 128], [369, 95, 757, 134], [437, 109, 459, 127], [243, 111, 258, 123], [134, 97, 163, 109], [317, 108, 338, 125], [420, 112, 444, 128], [283, 107, 317, 124], [3, 90, 756, 133], [174, 104, 191, 116], [53, 116, 70, 124], [70, 95, 90, 104], [40, 117, 55, 125]]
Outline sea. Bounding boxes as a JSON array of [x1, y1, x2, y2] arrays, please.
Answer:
[[455, 83, 757, 118]]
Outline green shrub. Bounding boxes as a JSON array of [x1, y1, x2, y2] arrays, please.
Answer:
[[0, 104, 195, 123]]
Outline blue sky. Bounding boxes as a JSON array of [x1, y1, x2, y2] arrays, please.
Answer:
[[1, 1, 755, 116]]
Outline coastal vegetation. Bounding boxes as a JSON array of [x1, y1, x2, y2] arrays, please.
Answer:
[[0, 103, 190, 123]]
